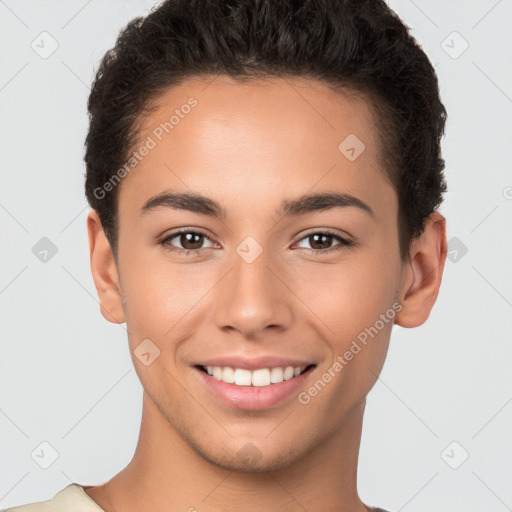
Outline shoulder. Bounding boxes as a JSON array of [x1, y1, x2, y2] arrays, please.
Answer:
[[1, 484, 104, 512]]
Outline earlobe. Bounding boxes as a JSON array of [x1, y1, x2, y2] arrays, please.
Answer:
[[87, 210, 126, 324], [394, 211, 447, 328]]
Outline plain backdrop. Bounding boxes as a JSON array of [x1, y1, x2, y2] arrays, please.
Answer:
[[1, 1, 511, 511]]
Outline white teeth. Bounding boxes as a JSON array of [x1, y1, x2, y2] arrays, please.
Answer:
[[221, 366, 235, 383], [252, 368, 271, 387], [283, 366, 294, 380], [202, 365, 308, 386], [234, 368, 252, 386], [270, 367, 284, 383]]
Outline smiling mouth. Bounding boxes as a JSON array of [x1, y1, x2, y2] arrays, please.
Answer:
[[196, 364, 316, 387]]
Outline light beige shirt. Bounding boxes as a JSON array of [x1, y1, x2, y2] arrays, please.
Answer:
[[1, 484, 104, 512], [2, 484, 392, 512]]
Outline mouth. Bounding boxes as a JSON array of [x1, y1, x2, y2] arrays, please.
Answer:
[[195, 364, 316, 387], [193, 363, 317, 411]]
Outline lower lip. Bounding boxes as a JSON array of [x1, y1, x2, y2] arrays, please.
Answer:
[[194, 366, 315, 411]]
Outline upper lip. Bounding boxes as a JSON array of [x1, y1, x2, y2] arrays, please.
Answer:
[[194, 355, 316, 371]]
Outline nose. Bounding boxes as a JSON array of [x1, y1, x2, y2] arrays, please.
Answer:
[[212, 244, 293, 339]]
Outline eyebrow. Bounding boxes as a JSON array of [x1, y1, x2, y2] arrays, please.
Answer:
[[140, 190, 374, 219]]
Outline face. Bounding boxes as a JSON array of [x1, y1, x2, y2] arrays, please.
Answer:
[[104, 76, 407, 471]]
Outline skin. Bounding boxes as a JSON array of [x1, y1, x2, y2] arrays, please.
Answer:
[[84, 75, 447, 512]]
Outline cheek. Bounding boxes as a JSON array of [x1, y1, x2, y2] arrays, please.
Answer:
[[292, 252, 400, 342], [295, 257, 399, 420], [118, 248, 213, 338]]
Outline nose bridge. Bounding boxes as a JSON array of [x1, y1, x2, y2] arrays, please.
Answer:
[[212, 238, 291, 335]]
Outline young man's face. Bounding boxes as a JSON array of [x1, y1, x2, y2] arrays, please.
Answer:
[[91, 76, 425, 472]]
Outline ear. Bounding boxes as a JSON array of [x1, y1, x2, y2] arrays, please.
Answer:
[[394, 211, 447, 328], [87, 209, 125, 324]]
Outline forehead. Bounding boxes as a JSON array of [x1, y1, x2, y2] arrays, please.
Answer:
[[118, 75, 394, 219], [140, 75, 381, 155]]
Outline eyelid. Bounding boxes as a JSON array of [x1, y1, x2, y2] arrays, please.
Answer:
[[159, 228, 352, 242], [300, 226, 352, 237], [159, 228, 218, 247], [293, 227, 354, 245], [159, 227, 356, 256]]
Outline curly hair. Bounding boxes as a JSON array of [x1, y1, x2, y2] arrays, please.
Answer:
[[84, 0, 447, 261]]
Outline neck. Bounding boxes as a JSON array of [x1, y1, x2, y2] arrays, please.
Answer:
[[85, 392, 371, 512]]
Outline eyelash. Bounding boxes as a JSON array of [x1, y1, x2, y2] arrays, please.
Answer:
[[159, 229, 354, 257]]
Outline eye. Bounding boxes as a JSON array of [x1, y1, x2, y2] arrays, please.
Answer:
[[294, 230, 354, 254], [159, 228, 355, 258], [159, 229, 218, 256]]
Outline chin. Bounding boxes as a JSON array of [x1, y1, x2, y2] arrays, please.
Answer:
[[190, 437, 305, 474]]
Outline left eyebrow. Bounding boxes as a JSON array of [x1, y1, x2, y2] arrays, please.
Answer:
[[276, 191, 375, 219], [139, 190, 374, 219]]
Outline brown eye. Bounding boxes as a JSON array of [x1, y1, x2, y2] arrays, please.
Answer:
[[307, 233, 335, 250], [160, 230, 217, 255], [176, 232, 204, 250], [295, 230, 354, 254]]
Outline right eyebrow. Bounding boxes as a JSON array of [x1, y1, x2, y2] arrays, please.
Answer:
[[276, 191, 375, 219]]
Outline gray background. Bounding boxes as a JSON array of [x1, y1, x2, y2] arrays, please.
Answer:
[[1, 0, 511, 510]]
